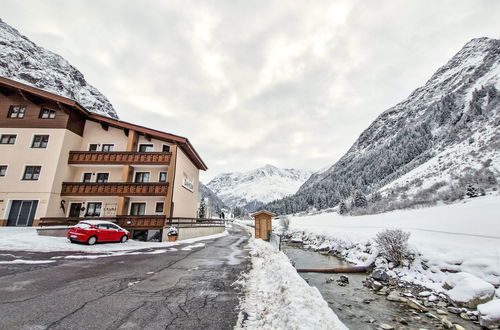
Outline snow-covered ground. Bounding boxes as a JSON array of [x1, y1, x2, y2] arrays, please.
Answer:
[[0, 227, 228, 253], [289, 195, 500, 293], [235, 238, 347, 330]]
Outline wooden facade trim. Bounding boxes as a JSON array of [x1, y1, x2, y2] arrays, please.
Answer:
[[68, 151, 172, 165], [61, 182, 169, 196]]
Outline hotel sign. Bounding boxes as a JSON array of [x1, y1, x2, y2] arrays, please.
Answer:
[[182, 173, 194, 192]]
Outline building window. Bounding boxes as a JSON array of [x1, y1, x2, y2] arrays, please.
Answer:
[[8, 106, 26, 118], [162, 144, 170, 152], [0, 134, 16, 145], [159, 172, 167, 182], [96, 173, 109, 183], [155, 202, 164, 213], [31, 135, 49, 148], [85, 202, 102, 217], [130, 202, 146, 215], [82, 172, 92, 182], [102, 144, 114, 152], [88, 144, 99, 152], [22, 166, 41, 180], [0, 165, 7, 177], [40, 108, 56, 119], [134, 172, 150, 183], [138, 144, 153, 152]]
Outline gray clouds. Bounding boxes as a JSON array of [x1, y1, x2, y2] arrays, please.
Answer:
[[2, 0, 500, 182]]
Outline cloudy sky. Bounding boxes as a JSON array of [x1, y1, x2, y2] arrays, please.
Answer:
[[2, 1, 500, 182]]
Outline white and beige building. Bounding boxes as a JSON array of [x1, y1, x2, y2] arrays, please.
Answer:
[[0, 77, 209, 240]]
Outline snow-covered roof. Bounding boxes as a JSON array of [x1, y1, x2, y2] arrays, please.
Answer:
[[250, 210, 277, 218]]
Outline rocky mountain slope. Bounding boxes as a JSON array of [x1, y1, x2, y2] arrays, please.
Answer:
[[265, 37, 500, 214], [199, 182, 228, 215], [0, 19, 117, 118], [207, 165, 312, 211]]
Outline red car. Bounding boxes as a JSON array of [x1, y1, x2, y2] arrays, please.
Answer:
[[67, 220, 130, 245]]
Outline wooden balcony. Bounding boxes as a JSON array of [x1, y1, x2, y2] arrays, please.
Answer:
[[68, 151, 172, 165], [61, 182, 169, 196]]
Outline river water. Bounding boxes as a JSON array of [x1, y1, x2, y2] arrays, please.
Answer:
[[282, 243, 479, 330]]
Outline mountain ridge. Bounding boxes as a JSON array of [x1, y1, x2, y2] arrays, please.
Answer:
[[0, 18, 118, 118], [265, 37, 500, 214], [207, 164, 313, 211]]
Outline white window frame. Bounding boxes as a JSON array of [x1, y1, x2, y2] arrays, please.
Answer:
[[84, 201, 103, 217], [3, 198, 40, 222], [30, 133, 50, 149], [133, 171, 151, 183], [20, 165, 42, 181], [67, 201, 84, 217], [162, 144, 170, 153], [81, 172, 93, 183], [0, 133, 17, 145], [129, 201, 147, 216], [95, 172, 111, 183], [87, 143, 100, 152], [138, 143, 154, 152], [155, 202, 164, 214], [101, 144, 115, 152], [0, 165, 8, 178], [158, 171, 167, 182]]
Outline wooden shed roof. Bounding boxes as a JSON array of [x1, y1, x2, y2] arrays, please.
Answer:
[[250, 210, 277, 218]]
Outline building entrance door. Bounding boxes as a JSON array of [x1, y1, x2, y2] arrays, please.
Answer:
[[69, 203, 82, 217], [7, 200, 38, 226]]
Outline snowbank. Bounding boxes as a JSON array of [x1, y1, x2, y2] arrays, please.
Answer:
[[236, 239, 347, 330], [289, 195, 500, 291], [478, 299, 500, 327], [0, 227, 228, 253], [445, 272, 495, 308]]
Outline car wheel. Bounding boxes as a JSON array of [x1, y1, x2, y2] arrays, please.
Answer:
[[120, 235, 128, 243], [87, 236, 97, 245]]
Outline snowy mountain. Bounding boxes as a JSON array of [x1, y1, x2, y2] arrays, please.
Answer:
[[207, 165, 313, 211], [265, 37, 500, 214], [0, 19, 118, 118]]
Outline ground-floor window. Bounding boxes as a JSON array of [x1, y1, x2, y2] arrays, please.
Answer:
[[85, 202, 102, 217]]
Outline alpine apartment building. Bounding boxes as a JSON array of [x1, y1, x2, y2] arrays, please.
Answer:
[[0, 77, 208, 240]]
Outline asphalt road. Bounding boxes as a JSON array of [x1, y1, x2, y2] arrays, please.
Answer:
[[0, 224, 250, 330]]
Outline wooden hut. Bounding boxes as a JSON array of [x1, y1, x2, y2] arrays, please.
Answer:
[[250, 210, 276, 240]]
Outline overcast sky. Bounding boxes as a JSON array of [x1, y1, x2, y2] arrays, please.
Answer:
[[2, 1, 500, 182]]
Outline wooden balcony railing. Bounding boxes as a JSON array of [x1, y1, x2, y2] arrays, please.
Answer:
[[39, 215, 167, 229], [115, 215, 167, 229], [61, 182, 169, 196], [68, 151, 172, 165]]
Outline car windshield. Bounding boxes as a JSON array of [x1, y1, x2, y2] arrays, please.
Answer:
[[74, 222, 92, 229]]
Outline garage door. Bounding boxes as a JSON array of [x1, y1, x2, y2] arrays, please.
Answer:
[[7, 200, 38, 226]]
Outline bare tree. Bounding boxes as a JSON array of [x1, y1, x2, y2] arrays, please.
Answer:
[[374, 229, 411, 266]]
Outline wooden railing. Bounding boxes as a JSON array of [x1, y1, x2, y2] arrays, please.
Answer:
[[39, 216, 226, 229], [115, 215, 167, 229], [61, 182, 169, 196], [40, 215, 167, 229], [68, 151, 171, 165], [167, 217, 226, 228]]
